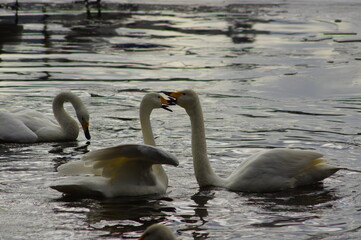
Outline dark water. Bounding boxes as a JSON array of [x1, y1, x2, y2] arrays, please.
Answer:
[[1, 0, 361, 239]]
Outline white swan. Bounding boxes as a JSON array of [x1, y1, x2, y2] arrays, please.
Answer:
[[139, 223, 176, 240], [164, 89, 344, 192], [50, 93, 178, 198], [0, 91, 90, 143]]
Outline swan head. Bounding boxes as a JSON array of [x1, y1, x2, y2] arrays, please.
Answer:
[[139, 223, 176, 240], [76, 108, 91, 140], [162, 89, 198, 109], [142, 92, 174, 112]]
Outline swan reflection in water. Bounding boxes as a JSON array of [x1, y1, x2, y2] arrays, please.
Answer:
[[240, 184, 340, 230], [53, 196, 176, 239], [51, 189, 215, 239], [243, 183, 339, 211], [50, 141, 90, 171]]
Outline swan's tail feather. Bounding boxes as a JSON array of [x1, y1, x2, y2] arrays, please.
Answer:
[[295, 160, 340, 187], [338, 167, 361, 173], [307, 158, 361, 173], [300, 158, 327, 173]]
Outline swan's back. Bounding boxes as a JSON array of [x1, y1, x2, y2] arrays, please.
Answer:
[[226, 148, 340, 192], [0, 112, 38, 143]]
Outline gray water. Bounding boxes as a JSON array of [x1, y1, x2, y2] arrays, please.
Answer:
[[1, 0, 361, 239]]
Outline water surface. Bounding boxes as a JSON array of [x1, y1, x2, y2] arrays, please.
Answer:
[[1, 0, 361, 239]]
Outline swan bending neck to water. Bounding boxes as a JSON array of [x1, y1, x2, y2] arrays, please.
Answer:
[[164, 89, 357, 192], [50, 93, 177, 198], [52, 91, 91, 141], [0, 91, 90, 143]]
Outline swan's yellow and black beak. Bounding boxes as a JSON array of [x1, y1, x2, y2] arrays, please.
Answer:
[[160, 95, 174, 112], [162, 91, 182, 104], [81, 122, 91, 140]]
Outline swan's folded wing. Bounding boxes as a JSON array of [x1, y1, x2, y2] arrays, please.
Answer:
[[0, 112, 38, 143], [228, 149, 331, 191], [14, 109, 59, 131], [237, 148, 325, 178], [82, 144, 179, 180], [57, 159, 102, 176]]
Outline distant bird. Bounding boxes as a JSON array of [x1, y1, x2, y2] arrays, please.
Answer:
[[0, 91, 90, 143], [50, 93, 178, 198], [139, 224, 176, 240], [84, 0, 101, 17], [163, 89, 359, 192]]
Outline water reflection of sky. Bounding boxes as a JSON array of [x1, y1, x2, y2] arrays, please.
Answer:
[[1, 1, 360, 97]]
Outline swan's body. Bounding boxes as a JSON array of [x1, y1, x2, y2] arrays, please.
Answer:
[[50, 93, 178, 198], [165, 89, 341, 192], [0, 92, 90, 143], [139, 223, 176, 240]]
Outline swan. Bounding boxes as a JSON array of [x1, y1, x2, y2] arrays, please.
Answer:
[[50, 93, 178, 198], [139, 223, 176, 240], [164, 89, 349, 192], [0, 91, 90, 143]]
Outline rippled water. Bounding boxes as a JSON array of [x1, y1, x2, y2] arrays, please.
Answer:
[[1, 0, 361, 239]]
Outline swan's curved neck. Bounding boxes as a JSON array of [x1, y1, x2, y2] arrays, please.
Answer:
[[139, 101, 166, 182], [186, 99, 226, 187], [139, 102, 156, 146], [52, 93, 80, 140]]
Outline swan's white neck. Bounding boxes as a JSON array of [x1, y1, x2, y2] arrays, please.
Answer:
[[139, 102, 156, 146], [186, 98, 226, 187], [52, 92, 81, 140], [139, 100, 167, 184]]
